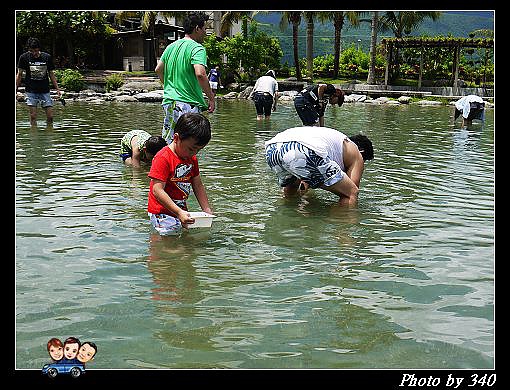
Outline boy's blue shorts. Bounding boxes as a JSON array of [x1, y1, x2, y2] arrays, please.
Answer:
[[120, 152, 132, 162]]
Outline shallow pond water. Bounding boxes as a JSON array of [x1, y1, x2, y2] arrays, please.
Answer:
[[15, 99, 494, 369]]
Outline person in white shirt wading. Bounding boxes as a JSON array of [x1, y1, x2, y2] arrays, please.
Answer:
[[249, 70, 279, 120], [453, 94, 486, 127]]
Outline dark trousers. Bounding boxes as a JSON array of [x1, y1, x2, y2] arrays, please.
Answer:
[[253, 92, 274, 116]]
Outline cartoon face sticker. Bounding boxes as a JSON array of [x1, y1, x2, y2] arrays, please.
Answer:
[[77, 342, 97, 364], [63, 337, 80, 360], [47, 338, 64, 362]]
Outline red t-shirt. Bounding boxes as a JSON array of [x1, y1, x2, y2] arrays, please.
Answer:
[[147, 146, 200, 215]]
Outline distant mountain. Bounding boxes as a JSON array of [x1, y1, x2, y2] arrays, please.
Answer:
[[252, 11, 494, 65]]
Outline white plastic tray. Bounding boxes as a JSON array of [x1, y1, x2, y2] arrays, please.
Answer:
[[187, 212, 216, 228]]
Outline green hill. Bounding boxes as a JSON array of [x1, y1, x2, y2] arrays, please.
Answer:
[[252, 11, 494, 65]]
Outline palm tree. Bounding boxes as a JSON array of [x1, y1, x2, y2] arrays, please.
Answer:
[[379, 11, 441, 38], [220, 11, 258, 39], [367, 11, 378, 84], [304, 12, 315, 80], [320, 12, 364, 78], [280, 11, 303, 81]]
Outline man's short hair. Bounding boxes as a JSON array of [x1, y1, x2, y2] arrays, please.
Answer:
[[27, 37, 41, 49], [81, 341, 98, 358], [183, 12, 210, 34], [349, 134, 374, 161]]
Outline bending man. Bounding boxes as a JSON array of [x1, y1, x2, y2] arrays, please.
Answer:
[[265, 126, 374, 206]]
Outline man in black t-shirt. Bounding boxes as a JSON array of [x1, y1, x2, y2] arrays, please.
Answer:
[[294, 83, 344, 127], [16, 37, 61, 126]]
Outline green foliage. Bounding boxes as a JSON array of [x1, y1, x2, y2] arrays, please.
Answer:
[[312, 54, 335, 75], [293, 44, 388, 79], [202, 34, 224, 68], [203, 23, 283, 83], [16, 11, 112, 67], [17, 11, 112, 42], [340, 44, 370, 70], [394, 35, 494, 83], [105, 73, 124, 92], [54, 69, 85, 92]]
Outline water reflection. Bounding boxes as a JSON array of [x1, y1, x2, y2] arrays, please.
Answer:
[[147, 233, 202, 305], [16, 101, 494, 369]]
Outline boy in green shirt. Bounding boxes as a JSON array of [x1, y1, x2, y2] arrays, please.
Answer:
[[155, 12, 215, 144]]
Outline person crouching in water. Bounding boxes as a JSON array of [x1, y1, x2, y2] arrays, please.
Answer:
[[294, 83, 344, 127], [265, 126, 373, 207], [453, 94, 485, 127], [120, 130, 167, 167]]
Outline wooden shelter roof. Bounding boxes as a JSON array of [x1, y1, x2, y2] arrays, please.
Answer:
[[381, 37, 494, 49]]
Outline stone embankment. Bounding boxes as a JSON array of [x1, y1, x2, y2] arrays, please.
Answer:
[[16, 79, 494, 109]]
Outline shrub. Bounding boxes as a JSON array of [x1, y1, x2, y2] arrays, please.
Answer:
[[55, 69, 85, 92], [105, 73, 124, 92], [340, 44, 369, 71]]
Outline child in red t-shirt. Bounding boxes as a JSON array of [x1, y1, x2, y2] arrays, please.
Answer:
[[147, 113, 213, 235]]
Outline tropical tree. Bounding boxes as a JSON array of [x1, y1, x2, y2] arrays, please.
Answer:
[[16, 11, 112, 67], [208, 22, 282, 83], [367, 11, 378, 84], [280, 12, 303, 81], [379, 11, 442, 38], [220, 11, 257, 39], [303, 12, 315, 79], [318, 11, 365, 78]]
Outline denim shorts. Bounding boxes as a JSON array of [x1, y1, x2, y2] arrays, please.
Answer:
[[265, 141, 344, 189], [25, 92, 53, 108], [148, 212, 182, 235]]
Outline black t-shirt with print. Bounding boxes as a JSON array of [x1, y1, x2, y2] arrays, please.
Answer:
[[17, 51, 55, 93]]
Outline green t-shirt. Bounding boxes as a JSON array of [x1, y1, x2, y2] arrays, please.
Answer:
[[160, 38, 208, 109]]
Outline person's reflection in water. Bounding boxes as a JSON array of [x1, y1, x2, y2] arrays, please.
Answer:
[[121, 164, 150, 198], [327, 203, 361, 248], [147, 233, 204, 307], [262, 195, 360, 251]]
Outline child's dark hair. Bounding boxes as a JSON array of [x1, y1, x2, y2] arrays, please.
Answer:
[[349, 134, 374, 161], [145, 136, 167, 156], [174, 113, 211, 146], [183, 12, 209, 34]]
